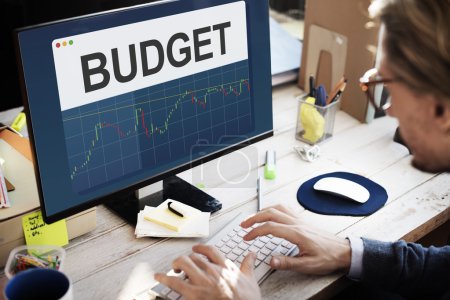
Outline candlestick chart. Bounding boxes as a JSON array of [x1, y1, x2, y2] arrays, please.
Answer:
[[61, 60, 252, 192]]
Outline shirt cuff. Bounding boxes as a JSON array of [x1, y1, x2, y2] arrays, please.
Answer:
[[346, 236, 364, 280]]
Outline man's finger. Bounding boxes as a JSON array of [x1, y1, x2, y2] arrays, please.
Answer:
[[192, 244, 226, 267], [244, 222, 299, 244], [270, 255, 303, 271], [172, 255, 208, 284], [240, 252, 256, 277], [154, 273, 192, 295], [190, 253, 220, 279], [240, 207, 297, 228]]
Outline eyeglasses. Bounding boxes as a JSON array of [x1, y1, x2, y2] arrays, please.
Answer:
[[359, 68, 394, 112]]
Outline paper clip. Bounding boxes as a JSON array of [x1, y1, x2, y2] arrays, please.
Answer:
[[294, 145, 321, 162]]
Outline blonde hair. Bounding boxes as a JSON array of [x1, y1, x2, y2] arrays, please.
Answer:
[[369, 0, 450, 100]]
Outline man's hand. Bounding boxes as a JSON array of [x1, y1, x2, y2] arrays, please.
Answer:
[[154, 244, 261, 300], [241, 204, 351, 275]]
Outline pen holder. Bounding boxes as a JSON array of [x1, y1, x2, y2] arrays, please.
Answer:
[[295, 95, 340, 145]]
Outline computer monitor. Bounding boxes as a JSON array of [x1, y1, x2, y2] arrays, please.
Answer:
[[15, 0, 273, 224]]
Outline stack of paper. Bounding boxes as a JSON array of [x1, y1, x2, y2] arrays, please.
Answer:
[[135, 200, 210, 238]]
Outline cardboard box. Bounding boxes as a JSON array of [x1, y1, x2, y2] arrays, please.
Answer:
[[0, 129, 96, 267], [298, 0, 379, 122]]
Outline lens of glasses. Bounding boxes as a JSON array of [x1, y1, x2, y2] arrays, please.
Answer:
[[366, 82, 391, 111], [362, 69, 392, 111], [379, 85, 391, 110]]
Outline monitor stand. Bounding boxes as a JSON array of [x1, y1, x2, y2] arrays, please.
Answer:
[[104, 175, 222, 225]]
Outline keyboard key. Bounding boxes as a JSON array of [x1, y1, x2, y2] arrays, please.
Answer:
[[161, 286, 172, 296], [237, 255, 245, 263], [264, 256, 272, 265], [254, 259, 262, 267], [249, 245, 259, 253], [226, 240, 238, 249], [222, 235, 230, 243], [167, 291, 180, 300], [257, 252, 266, 261], [260, 247, 271, 256], [232, 235, 242, 243], [220, 245, 232, 254], [259, 236, 270, 243], [242, 227, 252, 233], [237, 230, 247, 237], [151, 283, 171, 296], [280, 247, 289, 255], [271, 237, 283, 245], [238, 242, 249, 250], [281, 241, 289, 247], [232, 247, 244, 256], [228, 231, 237, 237], [215, 241, 224, 248], [271, 251, 282, 257], [226, 253, 238, 261], [253, 240, 265, 248], [244, 240, 253, 246], [265, 242, 277, 251]]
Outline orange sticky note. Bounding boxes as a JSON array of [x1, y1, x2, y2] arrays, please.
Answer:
[[22, 211, 68, 246]]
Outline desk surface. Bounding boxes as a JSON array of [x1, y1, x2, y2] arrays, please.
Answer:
[[1, 84, 449, 299]]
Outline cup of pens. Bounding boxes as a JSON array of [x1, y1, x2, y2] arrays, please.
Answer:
[[5, 245, 65, 278], [3, 245, 72, 300], [295, 76, 346, 145]]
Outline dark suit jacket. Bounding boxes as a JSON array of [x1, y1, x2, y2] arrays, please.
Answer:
[[361, 238, 450, 299]]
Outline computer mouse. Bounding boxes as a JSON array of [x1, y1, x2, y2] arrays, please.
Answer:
[[313, 177, 370, 203]]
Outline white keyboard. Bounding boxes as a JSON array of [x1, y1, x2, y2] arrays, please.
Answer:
[[149, 213, 299, 300]]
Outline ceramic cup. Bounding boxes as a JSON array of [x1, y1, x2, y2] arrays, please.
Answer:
[[4, 268, 73, 300]]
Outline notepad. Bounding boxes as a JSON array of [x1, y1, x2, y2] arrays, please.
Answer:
[[135, 206, 210, 238], [144, 199, 201, 232]]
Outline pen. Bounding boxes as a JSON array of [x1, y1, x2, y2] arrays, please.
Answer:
[[257, 176, 262, 212]]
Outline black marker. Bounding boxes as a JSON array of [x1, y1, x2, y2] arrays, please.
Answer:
[[309, 75, 316, 98]]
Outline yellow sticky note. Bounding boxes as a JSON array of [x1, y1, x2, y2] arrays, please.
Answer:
[[22, 211, 69, 246]]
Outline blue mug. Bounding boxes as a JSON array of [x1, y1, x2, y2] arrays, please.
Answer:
[[4, 268, 73, 300]]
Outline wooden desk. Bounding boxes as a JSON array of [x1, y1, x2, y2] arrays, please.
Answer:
[[1, 84, 449, 299]]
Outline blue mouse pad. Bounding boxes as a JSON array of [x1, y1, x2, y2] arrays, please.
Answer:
[[297, 172, 388, 216]]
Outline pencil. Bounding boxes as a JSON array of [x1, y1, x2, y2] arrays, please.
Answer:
[[327, 77, 346, 105], [330, 81, 347, 104]]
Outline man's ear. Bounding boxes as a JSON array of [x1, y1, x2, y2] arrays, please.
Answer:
[[434, 99, 450, 133]]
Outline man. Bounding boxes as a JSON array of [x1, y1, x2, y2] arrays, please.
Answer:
[[155, 0, 450, 298]]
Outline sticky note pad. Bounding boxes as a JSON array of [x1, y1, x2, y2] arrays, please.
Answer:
[[22, 211, 69, 246], [144, 199, 201, 232]]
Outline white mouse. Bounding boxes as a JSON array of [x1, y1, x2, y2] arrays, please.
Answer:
[[313, 177, 370, 203]]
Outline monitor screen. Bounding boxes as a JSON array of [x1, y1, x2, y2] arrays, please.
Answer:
[[16, 0, 273, 223]]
